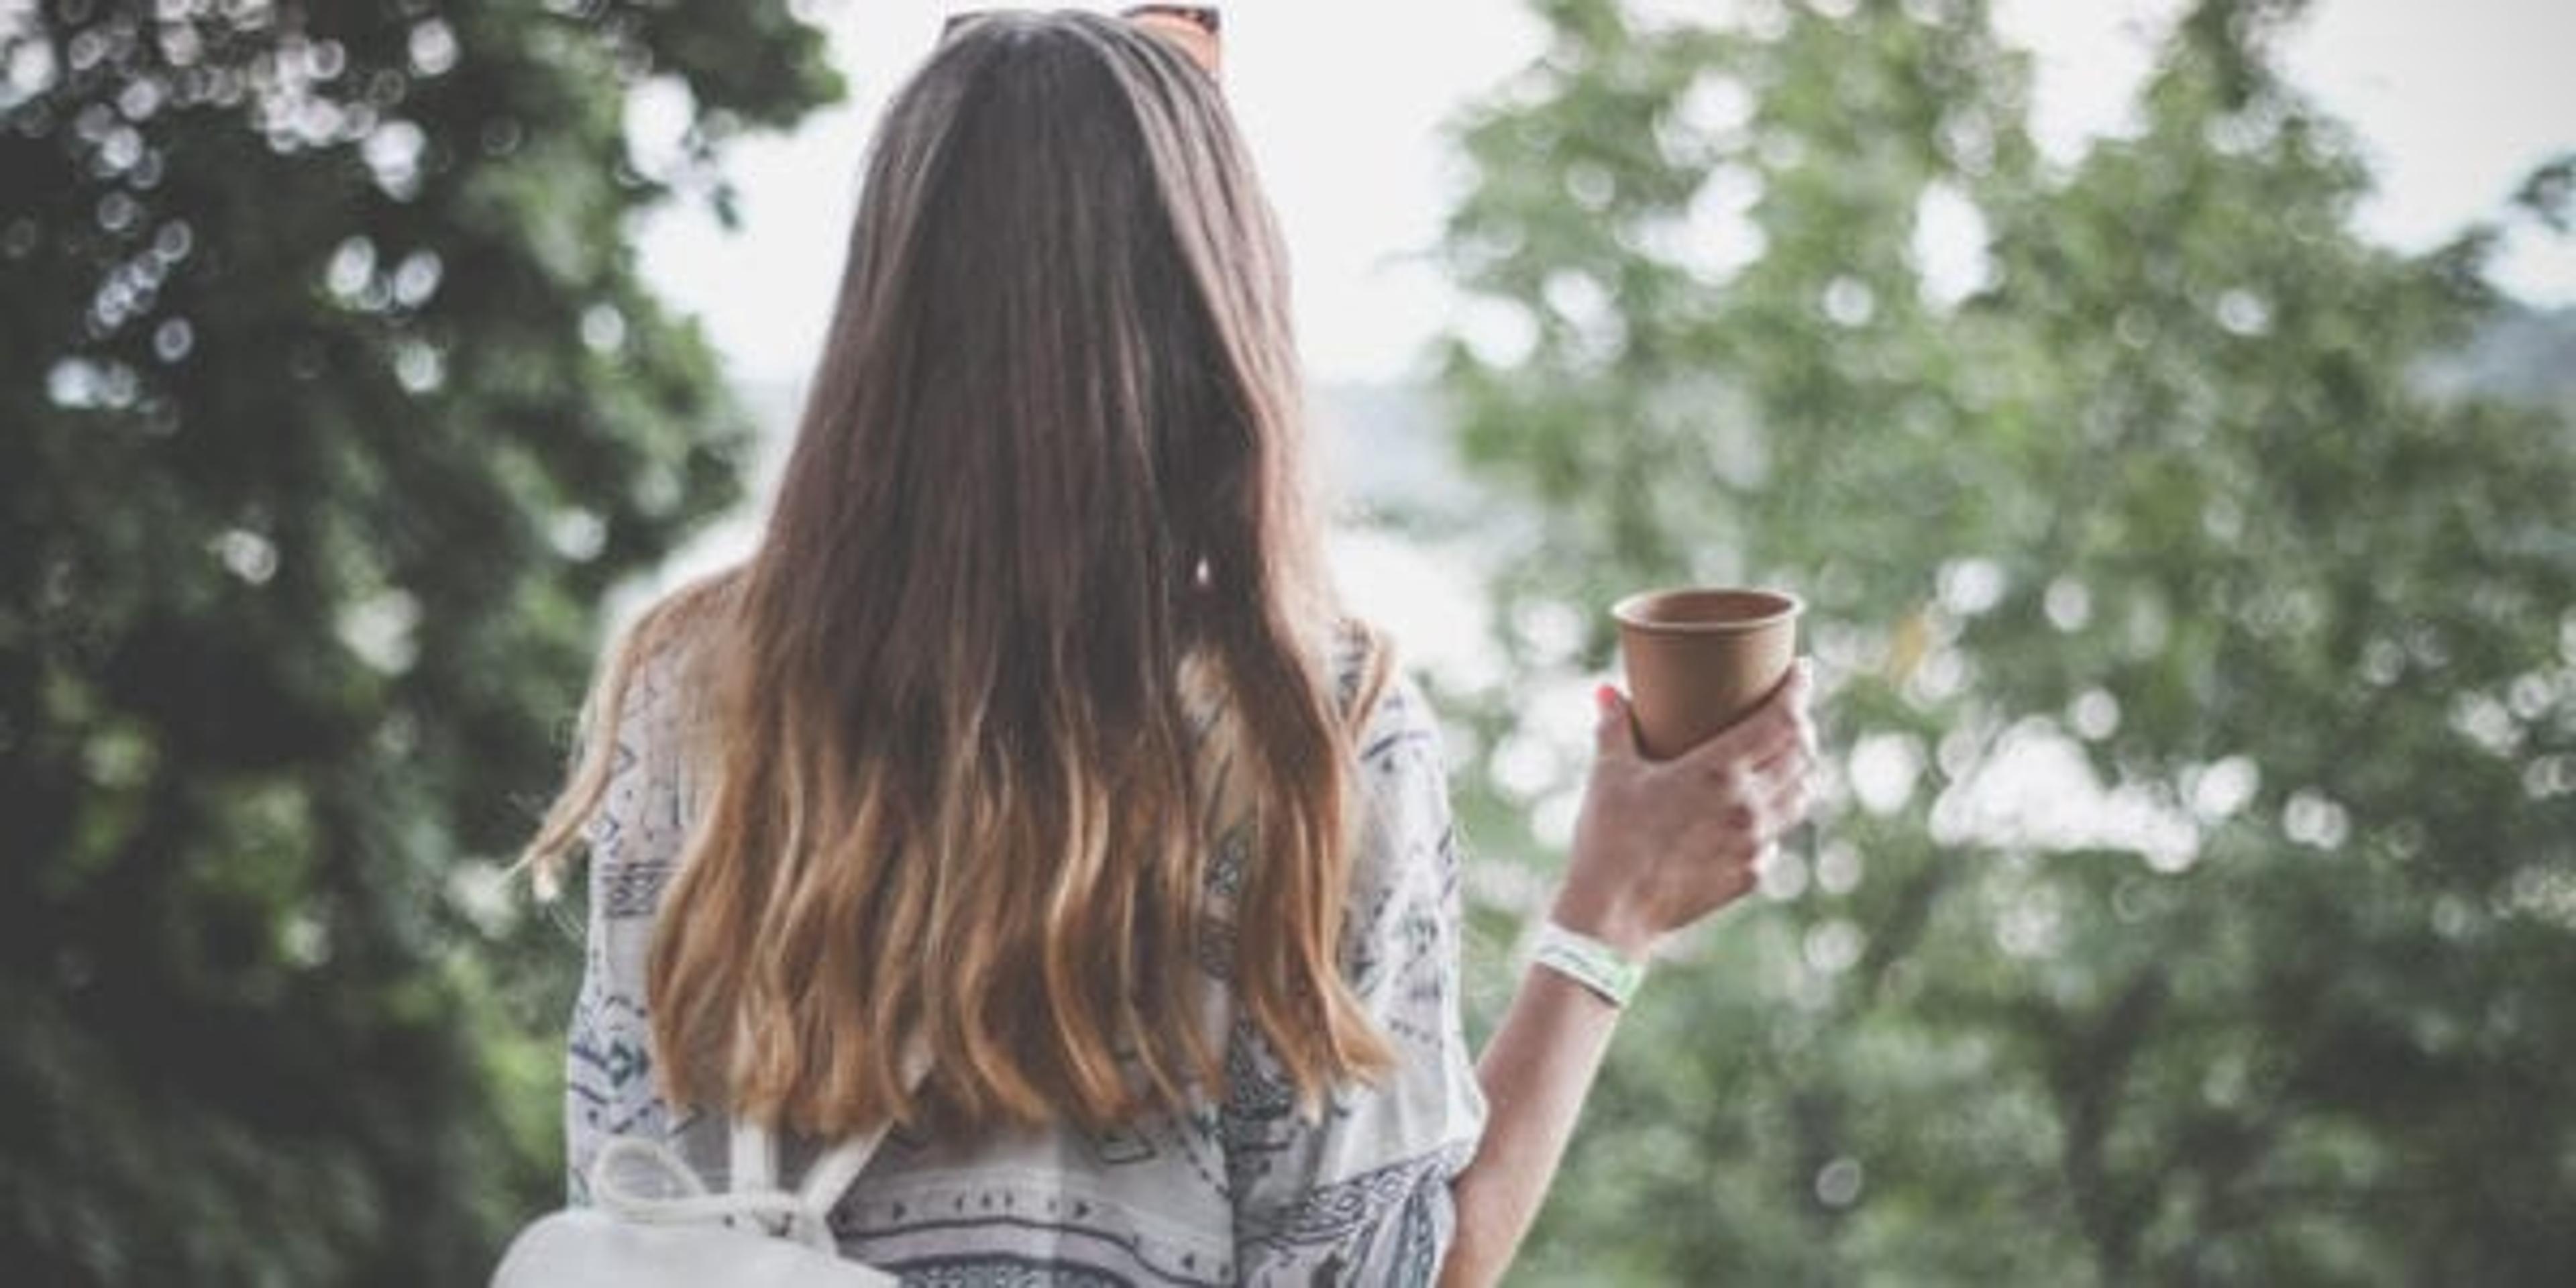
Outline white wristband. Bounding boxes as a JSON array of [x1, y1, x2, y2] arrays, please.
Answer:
[[1530, 920, 1647, 1008]]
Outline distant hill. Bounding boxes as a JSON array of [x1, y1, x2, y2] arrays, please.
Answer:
[[718, 303, 2570, 550], [1309, 380, 1476, 524], [2427, 304, 2576, 412]]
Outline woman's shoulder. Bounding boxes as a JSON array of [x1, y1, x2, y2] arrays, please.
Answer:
[[1325, 615, 1439, 760], [1324, 616, 1401, 727], [616, 571, 745, 731], [1327, 619, 1453, 915], [577, 574, 740, 860]]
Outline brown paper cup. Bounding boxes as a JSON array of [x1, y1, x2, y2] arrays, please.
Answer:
[[1613, 588, 1803, 760]]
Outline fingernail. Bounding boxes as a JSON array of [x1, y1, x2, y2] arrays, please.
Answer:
[[1594, 684, 1620, 713]]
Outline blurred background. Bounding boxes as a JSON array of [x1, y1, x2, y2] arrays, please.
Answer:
[[5, 0, 2572, 1283]]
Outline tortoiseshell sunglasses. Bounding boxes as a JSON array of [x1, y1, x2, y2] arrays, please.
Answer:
[[941, 5, 1223, 77]]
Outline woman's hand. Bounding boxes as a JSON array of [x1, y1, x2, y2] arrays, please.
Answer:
[[1551, 661, 1819, 957]]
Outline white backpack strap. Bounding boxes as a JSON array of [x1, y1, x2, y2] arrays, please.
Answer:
[[796, 1120, 897, 1213], [728, 1115, 777, 1194], [723, 1038, 933, 1207], [755, 1038, 936, 1215], [590, 1136, 818, 1238]]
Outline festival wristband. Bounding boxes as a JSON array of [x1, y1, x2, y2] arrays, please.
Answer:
[[1530, 920, 1647, 1008]]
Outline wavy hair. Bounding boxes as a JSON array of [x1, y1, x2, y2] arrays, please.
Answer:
[[521, 11, 1393, 1135]]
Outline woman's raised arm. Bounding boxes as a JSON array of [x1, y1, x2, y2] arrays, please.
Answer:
[[1440, 666, 1817, 1287]]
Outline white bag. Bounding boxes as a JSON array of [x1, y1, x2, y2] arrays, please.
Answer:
[[493, 1051, 926, 1287]]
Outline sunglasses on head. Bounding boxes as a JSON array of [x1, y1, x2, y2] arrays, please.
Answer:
[[941, 5, 1224, 77]]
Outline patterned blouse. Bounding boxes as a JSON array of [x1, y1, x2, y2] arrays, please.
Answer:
[[563, 635, 1488, 1286]]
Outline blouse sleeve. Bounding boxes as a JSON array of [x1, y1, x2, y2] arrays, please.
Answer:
[[1224, 672, 1489, 1285], [561, 653, 707, 1201]]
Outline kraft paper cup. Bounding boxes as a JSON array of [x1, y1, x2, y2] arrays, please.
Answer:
[[1612, 588, 1804, 760]]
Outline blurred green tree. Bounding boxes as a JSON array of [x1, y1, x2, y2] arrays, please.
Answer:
[[1436, 0, 2576, 1282], [0, 2, 835, 1281]]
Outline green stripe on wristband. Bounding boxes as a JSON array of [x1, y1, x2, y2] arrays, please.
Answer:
[[1531, 920, 1647, 1008]]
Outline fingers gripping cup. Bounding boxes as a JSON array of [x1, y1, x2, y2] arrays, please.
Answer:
[[1611, 588, 1804, 760]]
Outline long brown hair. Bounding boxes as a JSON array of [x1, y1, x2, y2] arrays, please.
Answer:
[[522, 11, 1393, 1135]]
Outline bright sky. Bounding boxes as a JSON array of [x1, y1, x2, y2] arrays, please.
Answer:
[[633, 0, 2576, 388]]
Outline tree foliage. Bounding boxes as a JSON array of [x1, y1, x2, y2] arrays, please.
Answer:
[[1437, 0, 2576, 1281], [0, 1, 835, 1281]]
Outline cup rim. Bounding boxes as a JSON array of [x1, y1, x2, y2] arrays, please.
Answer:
[[1611, 586, 1805, 634]]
